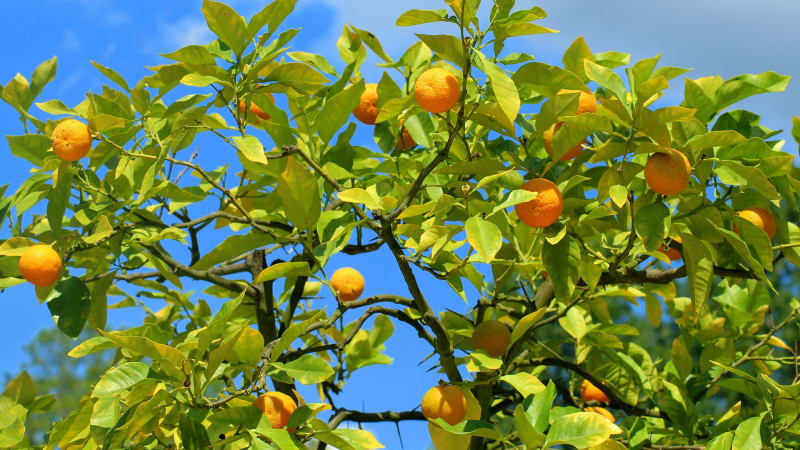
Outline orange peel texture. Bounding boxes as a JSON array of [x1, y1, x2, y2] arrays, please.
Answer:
[[421, 385, 467, 426], [353, 83, 379, 125], [736, 206, 776, 239], [414, 68, 460, 114], [471, 320, 511, 358], [644, 149, 691, 196], [544, 121, 583, 161], [514, 178, 563, 228], [18, 244, 62, 287], [254, 391, 298, 430], [330, 267, 365, 302], [51, 119, 92, 161]]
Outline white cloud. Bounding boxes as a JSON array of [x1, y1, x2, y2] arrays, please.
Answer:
[[58, 68, 85, 95], [143, 16, 215, 56], [102, 42, 118, 59], [165, 16, 215, 49], [61, 30, 82, 52], [310, 0, 799, 136]]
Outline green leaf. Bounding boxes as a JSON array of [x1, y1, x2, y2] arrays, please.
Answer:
[[263, 62, 329, 87], [716, 160, 780, 200], [232, 326, 264, 366], [36, 99, 77, 115], [271, 310, 325, 361], [584, 59, 627, 103], [247, 0, 297, 42], [287, 51, 337, 77], [465, 217, 502, 263], [46, 277, 90, 338], [202, 0, 248, 57], [269, 354, 334, 385], [47, 398, 93, 449], [0, 397, 26, 448], [233, 135, 267, 166], [326, 429, 384, 449], [92, 362, 149, 398], [315, 80, 364, 144], [161, 45, 216, 66], [431, 419, 503, 439], [635, 202, 669, 252], [83, 215, 114, 245], [91, 61, 129, 91], [716, 71, 790, 111], [193, 231, 273, 270], [415, 34, 465, 68], [707, 432, 734, 450], [734, 218, 773, 271], [500, 373, 545, 398], [686, 130, 747, 150], [99, 330, 185, 379], [254, 262, 311, 283], [209, 406, 263, 427], [396, 9, 449, 26], [277, 156, 321, 232], [179, 414, 211, 450], [350, 25, 392, 63], [544, 412, 622, 448], [3, 371, 36, 407], [792, 116, 800, 150], [337, 188, 379, 210], [0, 277, 25, 289], [732, 415, 762, 450], [679, 233, 714, 310], [526, 381, 557, 432], [476, 53, 519, 129], [47, 161, 72, 231], [512, 62, 586, 95], [513, 405, 546, 448], [465, 351, 503, 371], [510, 309, 546, 346], [30, 56, 58, 99], [542, 235, 580, 301], [7, 134, 51, 166]]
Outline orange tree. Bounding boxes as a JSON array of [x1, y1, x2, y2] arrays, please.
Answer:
[[1, 1, 800, 448]]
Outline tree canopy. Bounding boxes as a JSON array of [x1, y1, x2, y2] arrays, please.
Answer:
[[1, 0, 800, 449]]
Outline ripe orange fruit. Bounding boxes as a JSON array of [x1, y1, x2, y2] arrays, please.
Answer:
[[658, 236, 682, 261], [238, 92, 275, 121], [543, 122, 583, 161], [421, 385, 467, 426], [644, 149, 691, 196], [736, 206, 776, 239], [584, 406, 615, 423], [581, 379, 610, 404], [330, 267, 365, 302], [51, 119, 91, 161], [514, 178, 563, 229], [557, 89, 597, 115], [414, 68, 460, 114], [353, 83, 379, 125], [18, 244, 62, 287], [396, 123, 416, 150], [253, 391, 298, 429], [471, 320, 511, 358]]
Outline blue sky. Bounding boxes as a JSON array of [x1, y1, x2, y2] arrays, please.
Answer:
[[1, 1, 798, 447]]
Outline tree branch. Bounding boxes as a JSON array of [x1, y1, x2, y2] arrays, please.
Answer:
[[528, 358, 667, 420]]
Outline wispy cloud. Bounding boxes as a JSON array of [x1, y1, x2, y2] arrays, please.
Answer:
[[142, 15, 215, 57], [61, 30, 82, 52], [161, 16, 214, 51], [58, 68, 85, 95]]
